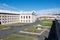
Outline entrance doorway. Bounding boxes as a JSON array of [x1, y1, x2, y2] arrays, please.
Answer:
[[0, 22, 1, 25]]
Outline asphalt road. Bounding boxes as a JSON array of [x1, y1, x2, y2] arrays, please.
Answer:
[[0, 20, 50, 40]]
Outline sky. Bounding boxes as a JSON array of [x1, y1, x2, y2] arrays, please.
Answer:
[[0, 0, 60, 14]]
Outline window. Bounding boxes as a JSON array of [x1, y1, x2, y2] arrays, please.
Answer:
[[0, 19, 1, 20], [26, 20, 28, 22], [5, 18, 6, 20], [2, 21, 4, 23], [21, 16, 22, 18], [5, 16, 6, 17], [3, 19, 4, 20], [5, 21, 7, 23], [8, 16, 9, 17], [29, 20, 30, 22], [24, 16, 25, 19], [26, 16, 28, 19], [29, 16, 30, 19], [0, 22, 1, 24], [2, 16, 4, 17], [0, 16, 1, 17]]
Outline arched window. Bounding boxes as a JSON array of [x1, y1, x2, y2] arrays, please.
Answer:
[[24, 16, 25, 19], [21, 16, 22, 18], [26, 16, 28, 19], [29, 16, 30, 19]]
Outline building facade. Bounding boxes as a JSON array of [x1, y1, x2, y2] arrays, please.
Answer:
[[0, 13, 20, 25], [0, 11, 36, 25], [20, 12, 36, 23]]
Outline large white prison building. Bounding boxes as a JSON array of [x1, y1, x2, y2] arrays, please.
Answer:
[[0, 10, 36, 25]]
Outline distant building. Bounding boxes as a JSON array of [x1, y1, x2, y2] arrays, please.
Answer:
[[0, 10, 36, 25], [37, 14, 60, 20]]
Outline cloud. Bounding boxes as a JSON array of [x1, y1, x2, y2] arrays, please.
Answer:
[[37, 8, 60, 15], [0, 3, 60, 15], [0, 3, 20, 11]]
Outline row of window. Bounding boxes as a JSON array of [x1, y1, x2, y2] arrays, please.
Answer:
[[1, 20, 31, 23], [21, 20, 31, 23], [0, 16, 31, 19], [0, 16, 19, 17], [21, 16, 31, 19], [2, 20, 19, 23], [0, 18, 19, 20]]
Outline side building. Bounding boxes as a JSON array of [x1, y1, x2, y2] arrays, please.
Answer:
[[37, 14, 57, 20]]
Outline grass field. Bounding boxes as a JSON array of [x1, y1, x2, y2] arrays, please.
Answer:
[[40, 20, 53, 28], [6, 23, 26, 26], [23, 26, 43, 33], [0, 25, 8, 29], [0, 23, 26, 29], [3, 34, 35, 40]]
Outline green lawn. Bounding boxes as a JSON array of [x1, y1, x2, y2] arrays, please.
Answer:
[[40, 20, 53, 28], [0, 23, 26, 29], [3, 34, 35, 40], [0, 25, 8, 29], [6, 23, 26, 26], [23, 27, 43, 33]]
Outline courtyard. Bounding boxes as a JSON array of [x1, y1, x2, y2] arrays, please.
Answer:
[[3, 34, 35, 40]]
